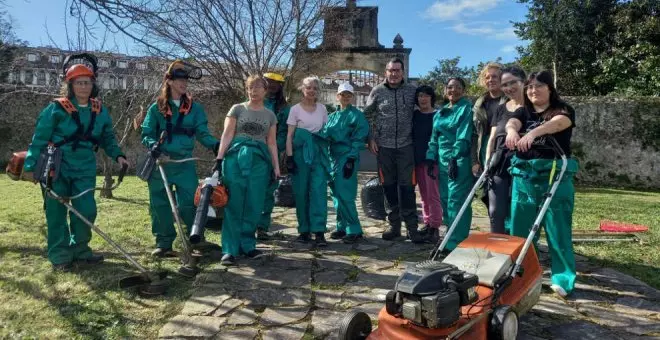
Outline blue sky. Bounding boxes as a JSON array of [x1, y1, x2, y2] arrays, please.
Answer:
[[7, 0, 529, 77]]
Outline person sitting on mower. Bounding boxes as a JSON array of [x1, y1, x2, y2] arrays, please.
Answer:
[[504, 70, 578, 297], [319, 83, 369, 244], [215, 75, 280, 266], [22, 54, 129, 271], [412, 85, 443, 243], [483, 66, 527, 234], [425, 77, 474, 252], [257, 72, 291, 241], [285, 76, 330, 246], [141, 60, 220, 258]]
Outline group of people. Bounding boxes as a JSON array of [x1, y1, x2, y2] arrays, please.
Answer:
[[22, 54, 579, 298]]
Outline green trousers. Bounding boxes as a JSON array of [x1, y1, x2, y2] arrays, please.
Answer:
[[508, 157, 578, 294], [258, 180, 278, 232], [329, 157, 361, 235], [147, 162, 197, 249], [438, 156, 473, 251], [221, 143, 271, 256], [292, 151, 328, 234], [45, 175, 96, 265]]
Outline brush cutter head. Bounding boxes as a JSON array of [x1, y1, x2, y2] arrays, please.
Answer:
[[119, 271, 169, 296]]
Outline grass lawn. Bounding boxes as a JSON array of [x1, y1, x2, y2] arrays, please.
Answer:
[[0, 176, 658, 339]]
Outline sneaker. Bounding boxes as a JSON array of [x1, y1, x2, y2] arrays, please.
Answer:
[[245, 249, 264, 259], [221, 254, 236, 266], [550, 284, 568, 298], [330, 230, 346, 239], [343, 233, 363, 244], [52, 262, 73, 272], [295, 233, 311, 243], [315, 232, 328, 247], [151, 248, 179, 258], [256, 229, 271, 241]]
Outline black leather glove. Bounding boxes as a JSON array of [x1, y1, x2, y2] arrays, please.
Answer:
[[213, 158, 223, 173], [343, 158, 356, 179], [425, 159, 437, 180], [286, 156, 296, 174], [448, 158, 458, 180]]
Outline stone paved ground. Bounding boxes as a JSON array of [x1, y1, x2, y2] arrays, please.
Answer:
[[159, 174, 660, 340]]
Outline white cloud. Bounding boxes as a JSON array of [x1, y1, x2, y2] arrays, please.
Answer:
[[451, 23, 517, 40], [424, 0, 500, 21], [500, 45, 517, 53]]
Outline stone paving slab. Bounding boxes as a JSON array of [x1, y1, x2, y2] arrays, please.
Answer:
[[158, 176, 660, 339]]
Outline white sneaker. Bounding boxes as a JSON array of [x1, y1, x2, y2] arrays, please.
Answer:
[[550, 284, 568, 297]]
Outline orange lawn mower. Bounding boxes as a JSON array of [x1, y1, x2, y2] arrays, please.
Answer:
[[339, 139, 570, 340]]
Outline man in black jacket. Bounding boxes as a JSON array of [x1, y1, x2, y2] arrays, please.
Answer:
[[364, 58, 423, 243]]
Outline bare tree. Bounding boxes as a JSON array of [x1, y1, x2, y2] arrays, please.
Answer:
[[71, 0, 343, 100]]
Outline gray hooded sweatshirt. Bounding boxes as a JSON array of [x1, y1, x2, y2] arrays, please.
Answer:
[[363, 81, 417, 149]]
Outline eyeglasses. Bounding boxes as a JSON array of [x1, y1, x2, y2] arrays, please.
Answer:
[[339, 92, 353, 97], [501, 80, 521, 89], [525, 83, 548, 90], [73, 80, 93, 87], [386, 68, 402, 73]]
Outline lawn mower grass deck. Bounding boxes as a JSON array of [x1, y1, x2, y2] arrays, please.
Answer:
[[361, 232, 542, 340]]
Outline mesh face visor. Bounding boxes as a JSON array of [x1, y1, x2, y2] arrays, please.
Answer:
[[62, 53, 98, 77], [168, 61, 203, 80]]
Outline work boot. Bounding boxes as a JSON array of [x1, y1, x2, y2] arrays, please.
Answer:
[[315, 232, 328, 247], [256, 229, 270, 241], [330, 230, 346, 240], [425, 228, 440, 244], [382, 224, 401, 240], [52, 262, 73, 272], [406, 226, 425, 244], [79, 254, 104, 265], [151, 248, 179, 258], [295, 232, 311, 243], [221, 254, 236, 266], [343, 233, 363, 244]]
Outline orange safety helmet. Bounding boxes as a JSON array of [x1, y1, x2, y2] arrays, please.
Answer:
[[65, 64, 95, 82], [194, 182, 229, 208]]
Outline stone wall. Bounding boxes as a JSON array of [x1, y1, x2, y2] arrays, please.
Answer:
[[0, 90, 658, 189], [567, 96, 660, 189]]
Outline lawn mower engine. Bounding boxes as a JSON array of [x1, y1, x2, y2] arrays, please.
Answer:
[[386, 260, 479, 329]]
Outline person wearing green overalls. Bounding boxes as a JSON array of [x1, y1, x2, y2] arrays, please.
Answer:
[[504, 70, 578, 297], [286, 76, 330, 246], [141, 60, 219, 258], [425, 77, 474, 252], [256, 72, 290, 240], [319, 83, 369, 244], [215, 75, 280, 266], [23, 57, 129, 271]]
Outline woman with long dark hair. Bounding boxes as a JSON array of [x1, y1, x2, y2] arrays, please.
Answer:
[[425, 77, 474, 251], [141, 60, 219, 258], [483, 66, 527, 234], [504, 70, 579, 297]]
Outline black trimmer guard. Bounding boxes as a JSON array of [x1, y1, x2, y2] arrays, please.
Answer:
[[119, 271, 169, 296]]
